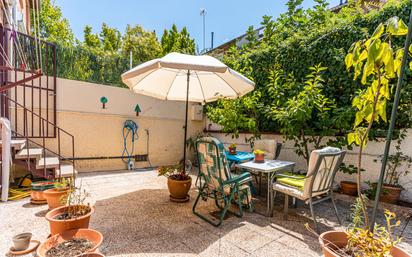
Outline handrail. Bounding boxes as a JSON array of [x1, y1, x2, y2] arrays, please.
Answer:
[[1, 93, 74, 138], [2, 93, 75, 179]]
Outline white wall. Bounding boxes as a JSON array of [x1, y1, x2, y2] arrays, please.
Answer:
[[209, 130, 412, 202], [10, 76, 205, 172]]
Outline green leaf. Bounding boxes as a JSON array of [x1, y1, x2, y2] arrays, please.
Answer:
[[381, 43, 394, 77], [345, 53, 353, 68], [387, 17, 408, 36], [368, 39, 381, 63], [371, 23, 384, 39], [379, 99, 387, 122], [395, 19, 408, 36], [387, 17, 399, 35], [348, 132, 356, 145], [359, 50, 368, 62], [355, 112, 363, 126]]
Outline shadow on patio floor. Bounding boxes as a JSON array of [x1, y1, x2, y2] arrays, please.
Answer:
[[92, 187, 326, 257]]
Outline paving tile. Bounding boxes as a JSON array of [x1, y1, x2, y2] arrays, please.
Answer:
[[220, 223, 275, 253], [2, 169, 412, 257], [251, 239, 321, 257], [198, 239, 249, 257]]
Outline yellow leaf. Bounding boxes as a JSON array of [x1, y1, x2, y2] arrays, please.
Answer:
[[395, 19, 408, 36]]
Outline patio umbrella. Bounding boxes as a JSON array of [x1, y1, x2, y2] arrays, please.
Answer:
[[121, 52, 254, 166]]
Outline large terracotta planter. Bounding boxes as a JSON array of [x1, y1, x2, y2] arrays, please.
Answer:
[[78, 253, 105, 257], [44, 188, 69, 210], [31, 181, 54, 201], [30, 190, 46, 201], [379, 184, 403, 204], [37, 228, 103, 257], [319, 231, 410, 257], [45, 205, 95, 236], [340, 181, 358, 196], [167, 176, 192, 199]]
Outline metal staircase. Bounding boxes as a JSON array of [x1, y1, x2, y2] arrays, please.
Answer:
[[0, 25, 76, 180]]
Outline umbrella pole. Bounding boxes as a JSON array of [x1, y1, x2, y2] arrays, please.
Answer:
[[183, 70, 190, 172], [370, 8, 412, 230]]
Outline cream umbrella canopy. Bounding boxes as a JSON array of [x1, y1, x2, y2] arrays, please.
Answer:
[[121, 52, 255, 166]]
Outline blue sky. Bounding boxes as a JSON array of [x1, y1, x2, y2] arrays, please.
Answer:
[[55, 0, 341, 51]]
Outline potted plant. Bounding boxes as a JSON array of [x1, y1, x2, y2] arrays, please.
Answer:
[[158, 164, 192, 202], [228, 143, 237, 155], [370, 149, 412, 204], [45, 185, 94, 236], [316, 17, 411, 256], [368, 130, 412, 204], [37, 228, 103, 257], [30, 181, 54, 204], [186, 132, 209, 167], [253, 149, 265, 163], [317, 205, 408, 257], [339, 163, 365, 196], [44, 178, 71, 210]]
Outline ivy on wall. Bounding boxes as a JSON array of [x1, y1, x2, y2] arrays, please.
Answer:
[[208, 0, 412, 135]]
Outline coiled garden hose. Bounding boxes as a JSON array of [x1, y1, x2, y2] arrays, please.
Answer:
[[122, 120, 139, 169], [8, 187, 31, 200]]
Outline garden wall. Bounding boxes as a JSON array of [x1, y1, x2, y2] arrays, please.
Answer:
[[10, 76, 204, 172], [208, 130, 412, 202]]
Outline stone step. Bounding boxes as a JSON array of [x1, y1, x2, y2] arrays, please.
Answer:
[[15, 148, 43, 160], [36, 157, 60, 169], [0, 139, 26, 150], [55, 164, 77, 178]]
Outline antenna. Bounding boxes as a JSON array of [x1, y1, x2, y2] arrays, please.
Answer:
[[200, 8, 206, 53]]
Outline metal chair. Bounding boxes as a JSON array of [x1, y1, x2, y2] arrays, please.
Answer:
[[254, 139, 280, 160], [252, 139, 282, 194], [193, 137, 253, 227], [271, 147, 346, 232]]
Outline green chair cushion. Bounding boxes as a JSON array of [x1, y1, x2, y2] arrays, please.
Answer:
[[276, 172, 305, 189]]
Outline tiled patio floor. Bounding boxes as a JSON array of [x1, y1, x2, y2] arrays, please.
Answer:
[[1, 169, 412, 256]]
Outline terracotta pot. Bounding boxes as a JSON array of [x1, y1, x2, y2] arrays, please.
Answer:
[[30, 190, 46, 201], [78, 253, 105, 257], [319, 231, 410, 257], [167, 176, 192, 199], [228, 146, 237, 155], [45, 205, 95, 236], [31, 181, 54, 201], [44, 188, 69, 210], [37, 228, 103, 257], [379, 184, 403, 204], [31, 181, 54, 191], [340, 181, 358, 196], [254, 153, 265, 163]]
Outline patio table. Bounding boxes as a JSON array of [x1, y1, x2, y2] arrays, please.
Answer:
[[236, 159, 295, 216], [225, 151, 255, 165]]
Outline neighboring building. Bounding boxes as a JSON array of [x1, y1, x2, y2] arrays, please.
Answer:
[[0, 0, 33, 34], [206, 27, 264, 58], [331, 0, 388, 13]]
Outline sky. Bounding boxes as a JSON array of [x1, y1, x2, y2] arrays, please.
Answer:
[[55, 0, 341, 51]]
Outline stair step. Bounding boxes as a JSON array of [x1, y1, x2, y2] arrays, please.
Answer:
[[15, 148, 44, 160], [55, 164, 77, 178], [0, 139, 26, 150], [36, 157, 60, 169]]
